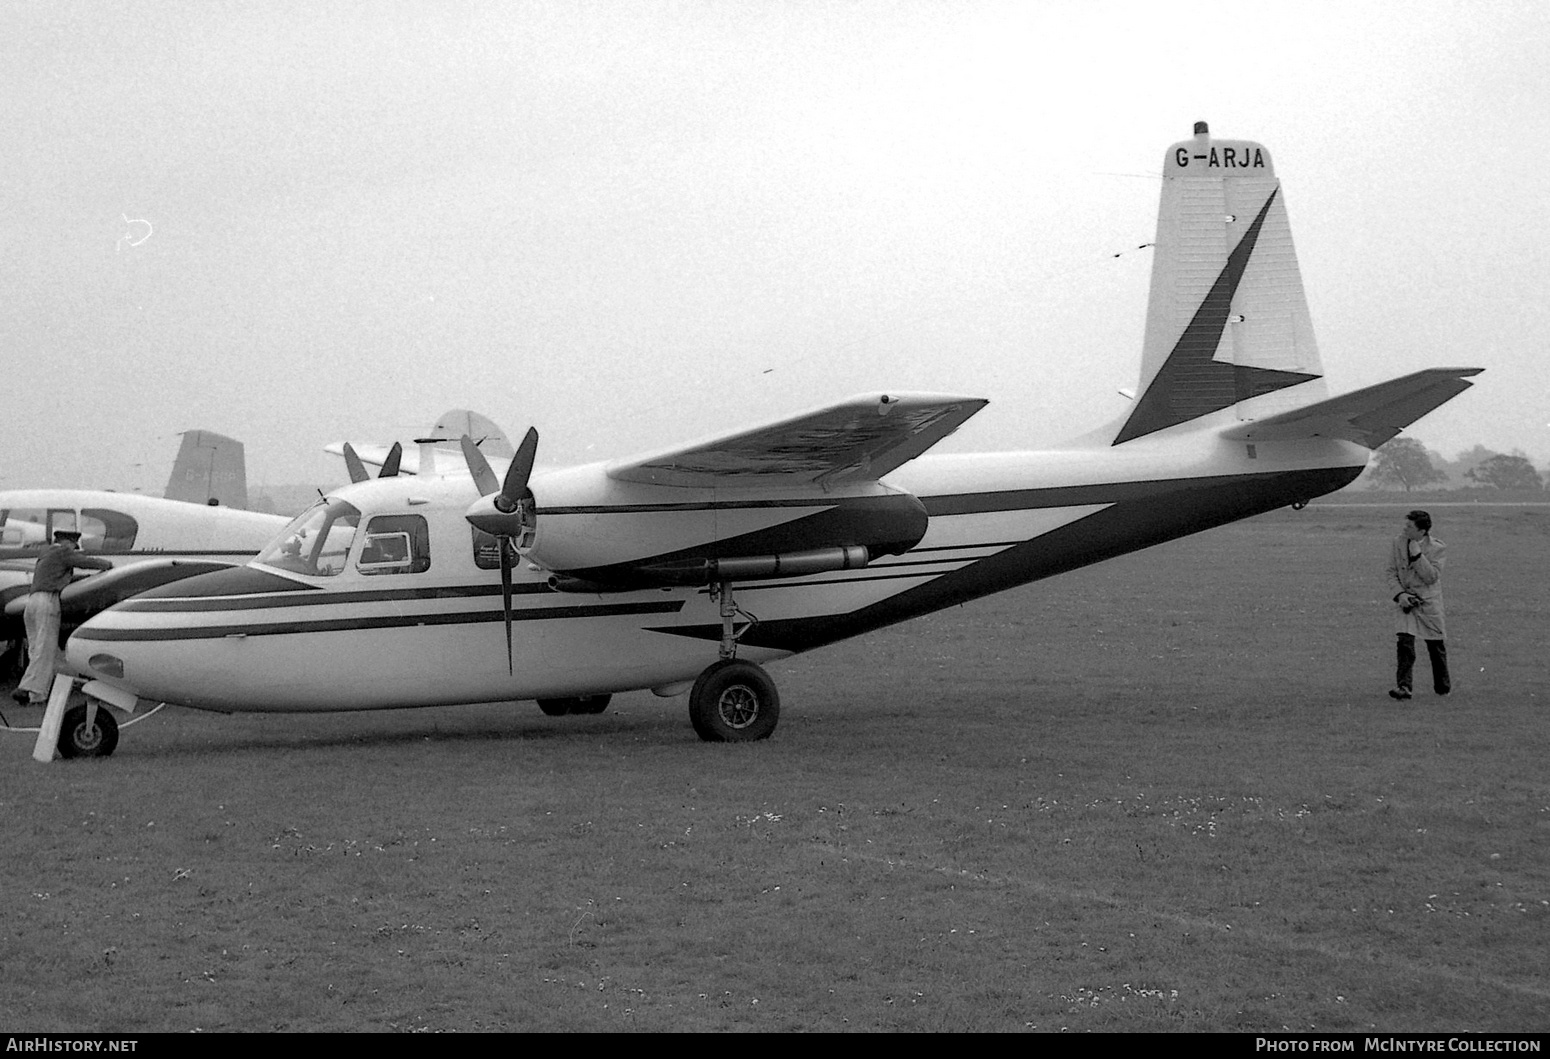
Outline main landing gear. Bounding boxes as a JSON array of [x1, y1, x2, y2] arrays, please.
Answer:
[[687, 582, 779, 742]]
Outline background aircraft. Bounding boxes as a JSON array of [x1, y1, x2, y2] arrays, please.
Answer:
[[1, 432, 284, 668], [62, 124, 1481, 757], [326, 408, 516, 481]]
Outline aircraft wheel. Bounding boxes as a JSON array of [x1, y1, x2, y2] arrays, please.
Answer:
[[536, 698, 571, 716], [58, 702, 119, 759], [688, 660, 779, 742], [0, 640, 25, 683]]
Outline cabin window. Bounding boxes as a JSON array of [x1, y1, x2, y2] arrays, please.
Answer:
[[256, 498, 361, 577], [80, 509, 139, 553], [357, 515, 430, 575], [0, 508, 80, 546], [0, 509, 48, 547]]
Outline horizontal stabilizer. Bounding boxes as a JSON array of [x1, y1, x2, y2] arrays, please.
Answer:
[[1220, 367, 1484, 449], [607, 393, 988, 488], [326, 410, 514, 480]]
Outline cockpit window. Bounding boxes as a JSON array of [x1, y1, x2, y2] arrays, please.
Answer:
[[256, 498, 361, 576]]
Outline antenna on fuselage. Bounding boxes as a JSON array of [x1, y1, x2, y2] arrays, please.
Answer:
[[413, 437, 449, 478]]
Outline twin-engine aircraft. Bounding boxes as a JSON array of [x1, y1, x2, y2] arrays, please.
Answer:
[[62, 124, 1481, 755]]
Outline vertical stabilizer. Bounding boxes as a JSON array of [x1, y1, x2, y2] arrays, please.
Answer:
[[165, 430, 248, 508], [430, 409, 515, 459], [1114, 123, 1326, 445]]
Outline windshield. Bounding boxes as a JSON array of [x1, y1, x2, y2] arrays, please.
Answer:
[[256, 498, 361, 576]]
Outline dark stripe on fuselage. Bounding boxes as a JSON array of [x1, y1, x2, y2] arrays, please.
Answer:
[[651, 464, 1362, 651], [72, 600, 686, 642], [118, 580, 554, 612]]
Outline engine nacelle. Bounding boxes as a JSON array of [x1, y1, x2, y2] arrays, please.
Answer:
[[548, 545, 870, 591], [523, 462, 927, 583]]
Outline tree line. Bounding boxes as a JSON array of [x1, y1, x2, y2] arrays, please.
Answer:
[[1364, 438, 1545, 492]]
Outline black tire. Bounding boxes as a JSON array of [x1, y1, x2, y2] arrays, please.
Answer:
[[58, 702, 119, 759], [0, 640, 25, 684], [536, 695, 610, 716], [688, 659, 779, 742]]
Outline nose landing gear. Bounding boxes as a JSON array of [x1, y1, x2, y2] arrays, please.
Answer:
[[58, 701, 118, 758]]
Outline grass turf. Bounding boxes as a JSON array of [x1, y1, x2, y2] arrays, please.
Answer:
[[1, 502, 1545, 1031]]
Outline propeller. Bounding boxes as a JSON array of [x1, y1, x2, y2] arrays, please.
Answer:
[[342, 441, 404, 483], [380, 441, 403, 478], [341, 443, 369, 484], [460, 428, 539, 674]]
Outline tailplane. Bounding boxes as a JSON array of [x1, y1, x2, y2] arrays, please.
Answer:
[[164, 430, 248, 508], [1114, 122, 1326, 445]]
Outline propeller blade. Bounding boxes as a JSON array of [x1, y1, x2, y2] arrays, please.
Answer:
[[380, 441, 403, 478], [497, 427, 539, 511], [499, 537, 515, 676], [341, 443, 369, 484], [460, 434, 500, 496]]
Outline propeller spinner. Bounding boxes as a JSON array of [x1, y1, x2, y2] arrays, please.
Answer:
[[460, 428, 539, 675]]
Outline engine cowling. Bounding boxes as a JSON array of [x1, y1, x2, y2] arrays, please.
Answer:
[[521, 462, 928, 587]]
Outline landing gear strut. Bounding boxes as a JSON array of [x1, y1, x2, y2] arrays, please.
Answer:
[[689, 582, 779, 742]]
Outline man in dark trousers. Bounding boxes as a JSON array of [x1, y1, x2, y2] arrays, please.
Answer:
[[13, 529, 112, 705], [1384, 509, 1450, 701]]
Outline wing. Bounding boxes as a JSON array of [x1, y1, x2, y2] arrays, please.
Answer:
[[606, 393, 988, 488], [1220, 368, 1484, 449], [1, 559, 240, 621]]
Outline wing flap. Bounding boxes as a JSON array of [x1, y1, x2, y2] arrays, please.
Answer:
[[607, 393, 989, 487], [1220, 368, 1483, 448]]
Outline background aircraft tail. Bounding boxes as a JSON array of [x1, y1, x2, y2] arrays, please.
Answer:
[[1114, 123, 1328, 445], [429, 409, 515, 459], [164, 430, 248, 508]]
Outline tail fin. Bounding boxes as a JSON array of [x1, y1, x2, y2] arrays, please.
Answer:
[[429, 409, 515, 459], [1114, 123, 1326, 445], [164, 430, 248, 508]]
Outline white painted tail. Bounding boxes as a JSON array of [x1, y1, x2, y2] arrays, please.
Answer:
[[1115, 122, 1327, 445]]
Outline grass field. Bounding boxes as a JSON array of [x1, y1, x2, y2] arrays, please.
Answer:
[[2, 503, 1546, 1032]]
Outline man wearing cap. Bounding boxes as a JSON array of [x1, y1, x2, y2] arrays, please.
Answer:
[[1383, 509, 1451, 701], [13, 530, 112, 705]]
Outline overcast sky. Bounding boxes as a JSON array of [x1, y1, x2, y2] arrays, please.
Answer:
[[4, 0, 1546, 494]]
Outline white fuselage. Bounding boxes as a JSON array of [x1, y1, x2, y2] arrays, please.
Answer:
[[65, 426, 1368, 713], [0, 489, 287, 597]]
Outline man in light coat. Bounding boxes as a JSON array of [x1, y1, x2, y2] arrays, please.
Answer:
[[1383, 509, 1450, 701]]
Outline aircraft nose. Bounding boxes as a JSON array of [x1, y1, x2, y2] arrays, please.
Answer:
[[66, 617, 142, 695], [65, 564, 311, 709]]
